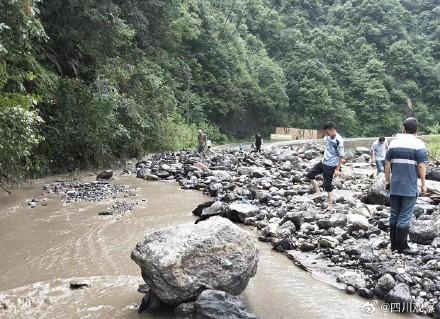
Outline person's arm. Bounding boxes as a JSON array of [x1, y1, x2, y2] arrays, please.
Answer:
[[334, 139, 345, 176], [385, 161, 391, 189], [416, 147, 429, 194], [334, 157, 344, 176], [418, 163, 427, 194]]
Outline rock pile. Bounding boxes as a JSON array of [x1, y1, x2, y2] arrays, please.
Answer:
[[132, 145, 440, 315], [43, 180, 131, 202]]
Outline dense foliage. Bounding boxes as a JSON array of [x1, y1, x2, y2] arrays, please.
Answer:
[[1, 0, 439, 181]]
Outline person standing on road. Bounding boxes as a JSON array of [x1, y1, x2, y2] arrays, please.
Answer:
[[306, 121, 345, 211], [255, 133, 263, 152], [385, 117, 428, 255], [197, 130, 207, 154], [371, 136, 388, 174]]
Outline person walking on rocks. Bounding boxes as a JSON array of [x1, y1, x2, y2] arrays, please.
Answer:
[[385, 117, 428, 255], [306, 121, 345, 210], [198, 130, 207, 154], [371, 136, 388, 174]]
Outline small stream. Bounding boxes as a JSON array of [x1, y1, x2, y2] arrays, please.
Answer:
[[0, 174, 415, 318]]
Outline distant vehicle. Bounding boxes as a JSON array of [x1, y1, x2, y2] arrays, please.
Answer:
[[417, 131, 426, 136], [392, 133, 402, 137]]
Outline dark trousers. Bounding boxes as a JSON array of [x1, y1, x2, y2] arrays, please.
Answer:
[[306, 162, 336, 192]]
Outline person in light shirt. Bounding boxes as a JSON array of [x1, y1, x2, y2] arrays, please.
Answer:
[[371, 136, 389, 174], [306, 121, 345, 210]]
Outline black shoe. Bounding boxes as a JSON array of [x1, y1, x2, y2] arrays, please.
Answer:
[[396, 227, 418, 255], [390, 225, 397, 251]]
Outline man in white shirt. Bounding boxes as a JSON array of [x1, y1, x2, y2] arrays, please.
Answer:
[[371, 136, 388, 174]]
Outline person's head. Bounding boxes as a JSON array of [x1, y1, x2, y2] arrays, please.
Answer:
[[323, 121, 337, 137], [198, 129, 203, 135], [403, 117, 419, 134], [378, 136, 385, 144]]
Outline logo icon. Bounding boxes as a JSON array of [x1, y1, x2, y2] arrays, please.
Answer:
[[361, 301, 377, 314]]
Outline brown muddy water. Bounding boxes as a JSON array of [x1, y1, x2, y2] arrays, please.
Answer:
[[0, 174, 415, 319]]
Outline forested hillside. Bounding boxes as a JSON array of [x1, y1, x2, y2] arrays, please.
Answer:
[[1, 0, 439, 181]]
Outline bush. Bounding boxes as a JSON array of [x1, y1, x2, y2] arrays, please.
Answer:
[[426, 136, 440, 161], [158, 113, 198, 152], [0, 103, 43, 183]]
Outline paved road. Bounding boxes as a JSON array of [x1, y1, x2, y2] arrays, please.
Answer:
[[214, 135, 438, 151]]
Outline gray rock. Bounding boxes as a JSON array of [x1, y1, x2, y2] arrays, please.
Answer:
[[201, 201, 224, 218], [336, 271, 366, 289], [304, 150, 317, 160], [384, 283, 412, 310], [174, 302, 196, 319], [409, 220, 439, 244], [317, 213, 347, 229], [299, 242, 316, 252], [318, 236, 339, 248], [427, 167, 440, 182], [193, 290, 259, 319], [192, 201, 215, 217], [145, 174, 160, 181], [227, 203, 260, 223], [250, 167, 266, 178], [347, 214, 370, 230], [431, 237, 440, 248], [375, 274, 396, 297], [355, 147, 370, 155], [208, 183, 223, 196], [361, 190, 390, 206], [434, 302, 440, 319], [137, 168, 149, 179], [96, 170, 113, 180], [131, 217, 258, 306], [281, 211, 304, 228], [275, 220, 296, 238]]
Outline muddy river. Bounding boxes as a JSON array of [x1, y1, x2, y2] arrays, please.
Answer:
[[0, 174, 414, 318]]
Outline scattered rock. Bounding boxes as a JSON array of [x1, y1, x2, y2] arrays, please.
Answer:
[[97, 170, 113, 180], [336, 271, 366, 289], [69, 281, 90, 289], [384, 283, 412, 311], [409, 220, 439, 244]]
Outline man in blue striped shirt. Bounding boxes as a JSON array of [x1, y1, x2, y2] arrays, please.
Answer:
[[385, 118, 428, 255]]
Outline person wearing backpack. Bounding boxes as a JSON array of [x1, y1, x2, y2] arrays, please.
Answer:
[[306, 121, 345, 211]]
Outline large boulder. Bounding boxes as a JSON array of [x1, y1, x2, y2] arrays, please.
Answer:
[[174, 290, 259, 319], [131, 217, 259, 306]]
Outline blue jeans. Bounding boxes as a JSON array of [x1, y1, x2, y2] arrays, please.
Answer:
[[376, 160, 385, 173], [389, 195, 417, 228]]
